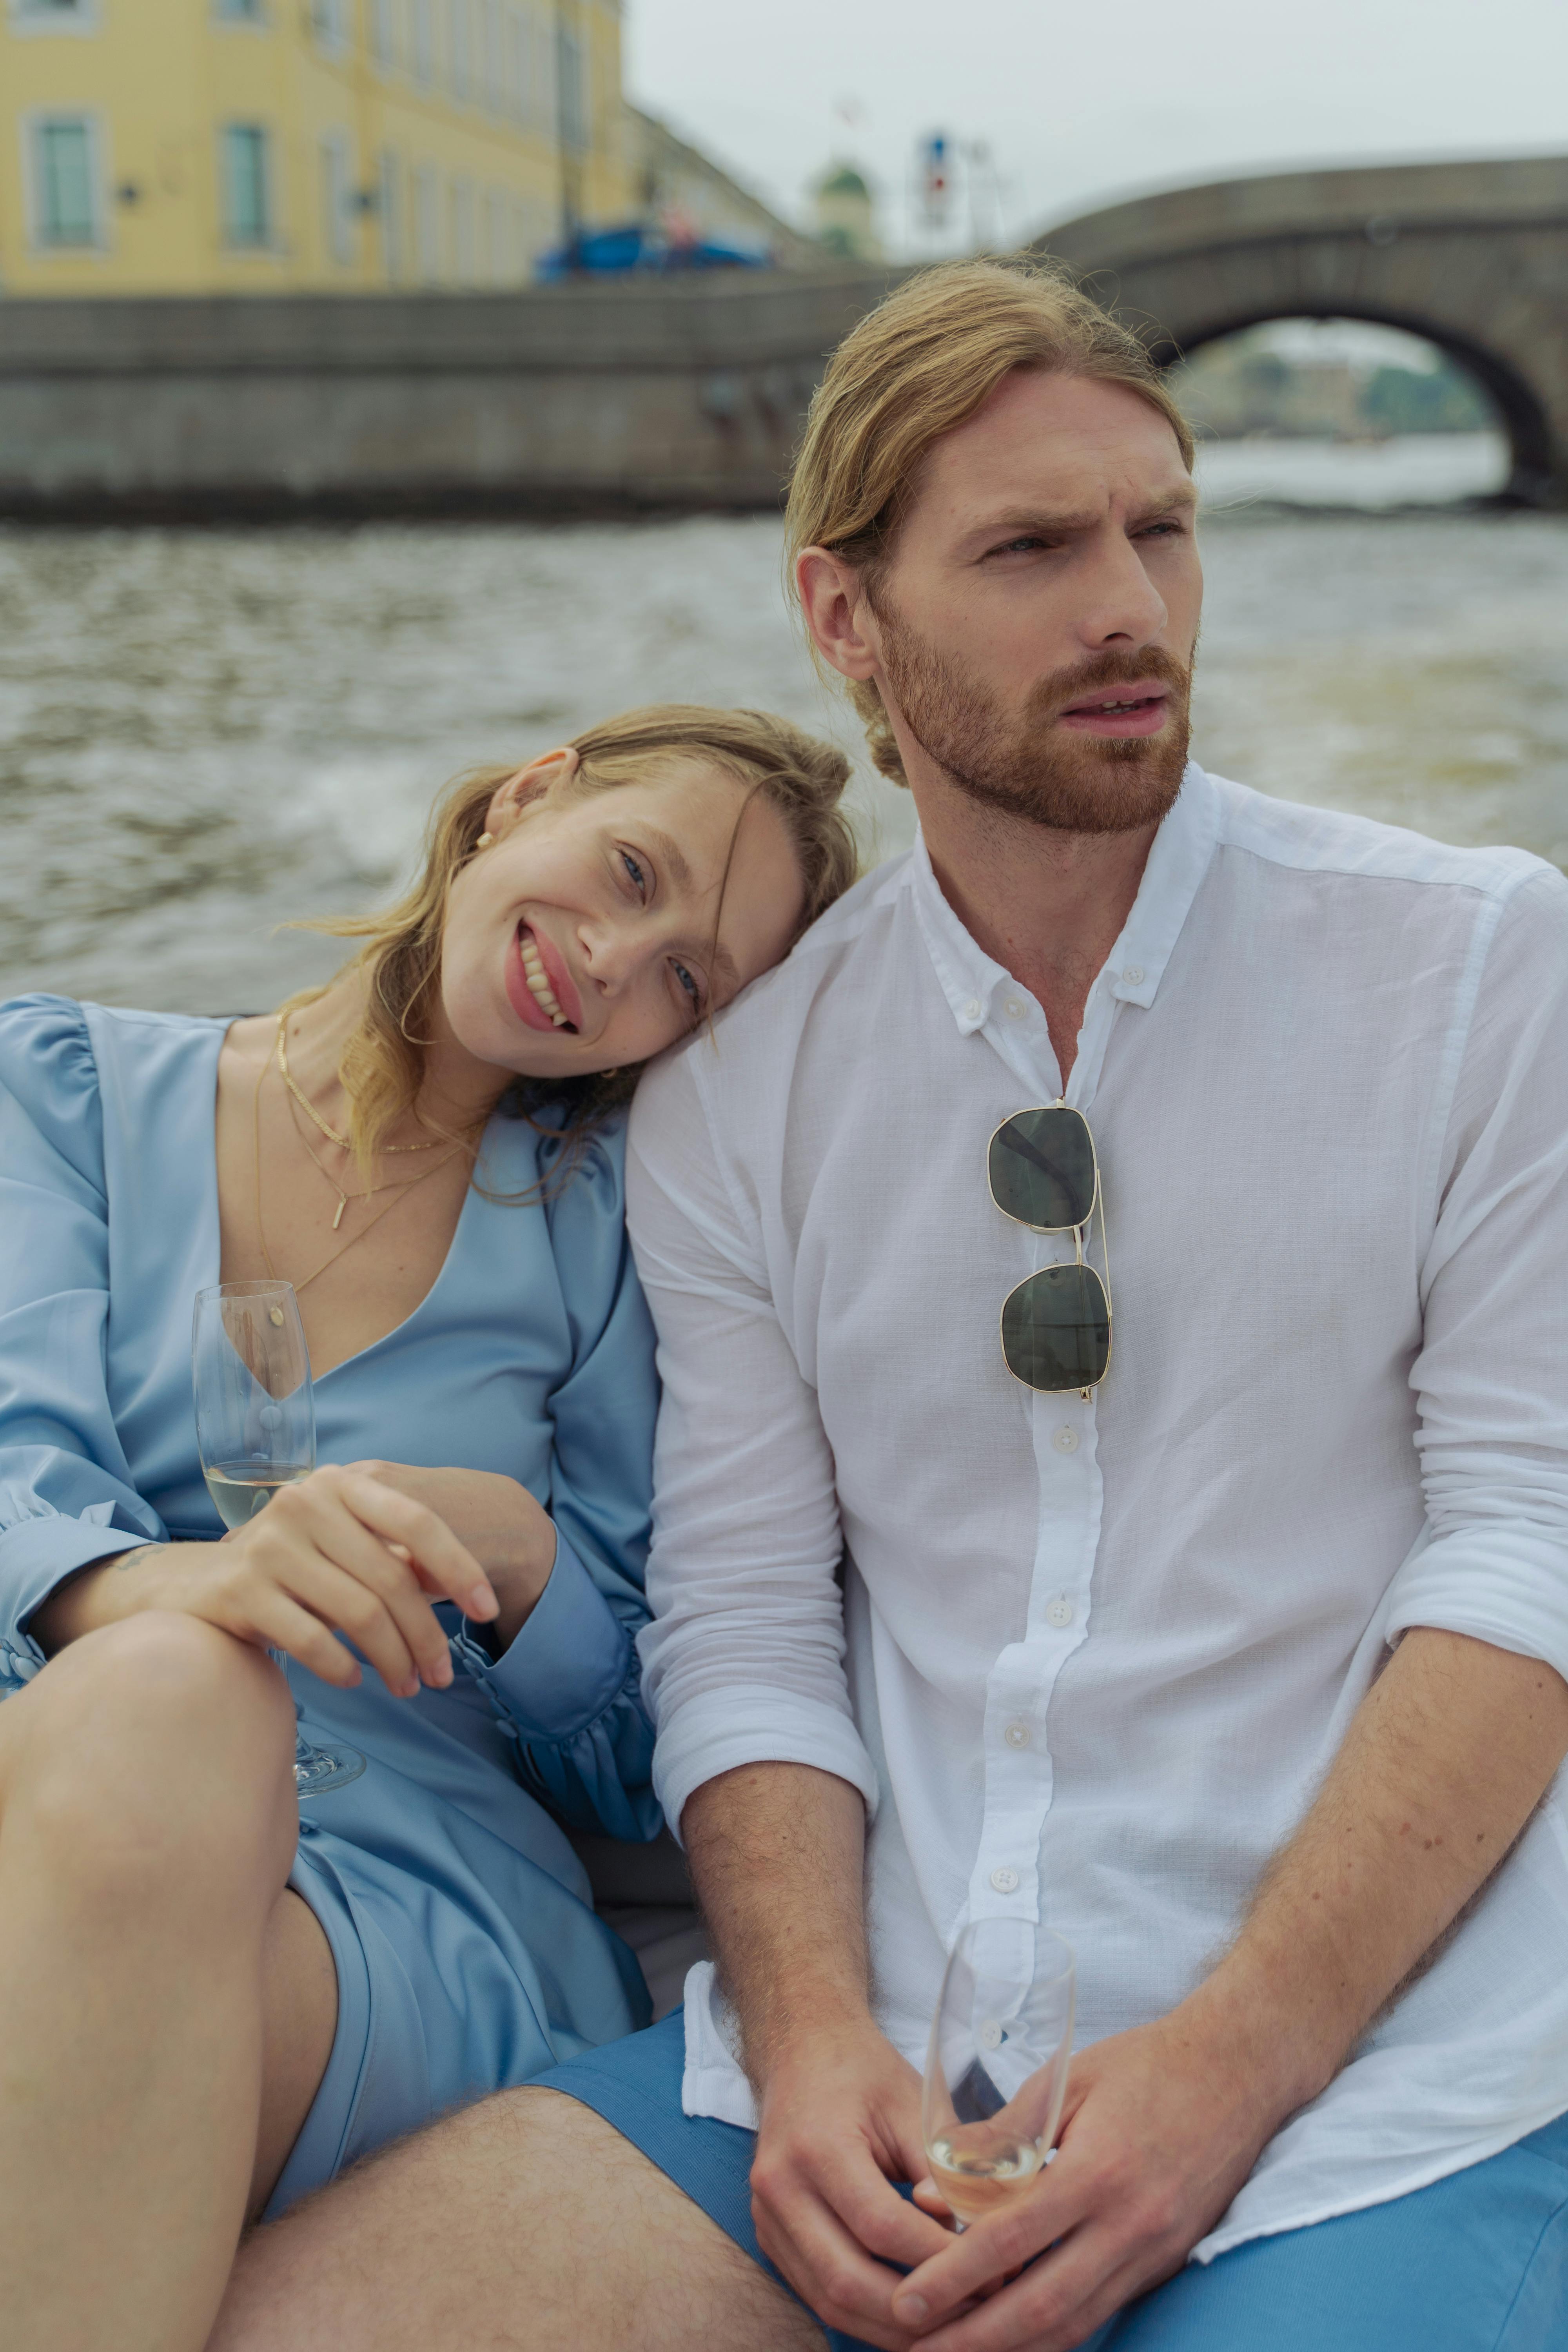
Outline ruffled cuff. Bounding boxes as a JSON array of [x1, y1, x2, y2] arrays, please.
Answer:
[[447, 1526, 633, 1742], [0, 1512, 160, 1691]]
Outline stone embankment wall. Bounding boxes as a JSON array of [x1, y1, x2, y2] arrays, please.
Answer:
[[0, 268, 898, 520]]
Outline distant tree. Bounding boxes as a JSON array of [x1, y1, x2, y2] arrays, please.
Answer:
[[1360, 363, 1492, 436]]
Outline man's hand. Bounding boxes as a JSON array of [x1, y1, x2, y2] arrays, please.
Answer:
[[750, 2018, 956, 2352], [891, 1999, 1287, 2351]]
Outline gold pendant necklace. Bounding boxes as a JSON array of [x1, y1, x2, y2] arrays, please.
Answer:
[[252, 1031, 471, 1299], [276, 1012, 447, 1154]]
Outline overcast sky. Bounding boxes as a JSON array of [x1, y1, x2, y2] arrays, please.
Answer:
[[624, 0, 1568, 256]]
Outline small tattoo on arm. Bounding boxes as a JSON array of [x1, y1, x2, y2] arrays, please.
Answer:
[[117, 1544, 166, 1571]]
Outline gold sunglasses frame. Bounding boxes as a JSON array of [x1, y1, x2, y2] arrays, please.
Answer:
[[987, 1102, 1114, 1397]]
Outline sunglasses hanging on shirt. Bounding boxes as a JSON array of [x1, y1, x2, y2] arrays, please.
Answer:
[[987, 1105, 1112, 1394]]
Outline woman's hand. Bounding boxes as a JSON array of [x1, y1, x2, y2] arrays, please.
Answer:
[[33, 1465, 499, 1697], [342, 1463, 559, 1651]]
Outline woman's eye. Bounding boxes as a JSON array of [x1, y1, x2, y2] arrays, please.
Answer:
[[671, 960, 704, 1011], [619, 849, 648, 899]]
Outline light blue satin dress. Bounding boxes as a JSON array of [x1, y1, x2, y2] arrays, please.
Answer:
[[0, 995, 662, 2213]]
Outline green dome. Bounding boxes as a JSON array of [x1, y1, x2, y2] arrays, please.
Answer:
[[819, 165, 870, 200]]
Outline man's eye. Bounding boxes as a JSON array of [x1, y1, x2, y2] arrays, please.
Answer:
[[987, 536, 1045, 558], [619, 849, 648, 898]]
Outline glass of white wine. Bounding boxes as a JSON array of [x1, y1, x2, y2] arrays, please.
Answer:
[[922, 1917, 1076, 2226], [192, 1279, 365, 1796]]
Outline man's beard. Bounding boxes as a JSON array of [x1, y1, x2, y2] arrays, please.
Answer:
[[873, 595, 1194, 837]]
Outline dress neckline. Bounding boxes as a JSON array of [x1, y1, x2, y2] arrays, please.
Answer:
[[205, 1017, 507, 1385]]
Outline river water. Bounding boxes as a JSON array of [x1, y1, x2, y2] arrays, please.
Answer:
[[2, 434, 1564, 1014]]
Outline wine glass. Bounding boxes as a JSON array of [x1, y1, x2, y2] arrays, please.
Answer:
[[922, 1917, 1076, 2225], [192, 1280, 365, 1797]]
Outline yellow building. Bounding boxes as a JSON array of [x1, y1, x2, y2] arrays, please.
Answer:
[[0, 0, 632, 296]]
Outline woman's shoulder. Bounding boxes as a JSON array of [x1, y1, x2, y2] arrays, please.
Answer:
[[0, 995, 226, 1148]]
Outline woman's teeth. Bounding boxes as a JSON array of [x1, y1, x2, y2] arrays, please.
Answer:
[[519, 931, 570, 1027]]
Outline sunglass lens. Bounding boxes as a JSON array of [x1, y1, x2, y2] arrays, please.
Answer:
[[989, 1108, 1097, 1230], [1001, 1263, 1111, 1391]]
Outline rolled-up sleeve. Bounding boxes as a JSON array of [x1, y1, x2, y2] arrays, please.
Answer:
[[0, 998, 162, 1689], [626, 1042, 878, 1842], [1388, 866, 1568, 1670]]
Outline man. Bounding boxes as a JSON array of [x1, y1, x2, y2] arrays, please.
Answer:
[[215, 260, 1568, 2352]]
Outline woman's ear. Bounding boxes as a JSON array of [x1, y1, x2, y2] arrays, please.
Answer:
[[485, 745, 581, 835]]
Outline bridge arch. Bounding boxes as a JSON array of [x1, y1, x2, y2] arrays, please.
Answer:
[[1033, 155, 1568, 504]]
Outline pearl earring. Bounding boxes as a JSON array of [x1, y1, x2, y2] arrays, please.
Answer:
[[475, 832, 494, 850]]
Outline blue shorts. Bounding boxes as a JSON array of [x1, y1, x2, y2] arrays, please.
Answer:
[[536, 2012, 1568, 2352]]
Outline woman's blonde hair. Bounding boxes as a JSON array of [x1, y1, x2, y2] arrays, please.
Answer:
[[290, 703, 858, 1172], [784, 254, 1195, 785]]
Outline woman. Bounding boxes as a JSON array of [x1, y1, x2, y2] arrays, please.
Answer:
[[0, 705, 857, 2352]]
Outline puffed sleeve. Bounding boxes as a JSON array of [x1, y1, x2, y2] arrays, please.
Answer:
[[448, 1116, 662, 1840], [1387, 864, 1568, 1669], [0, 997, 164, 1691]]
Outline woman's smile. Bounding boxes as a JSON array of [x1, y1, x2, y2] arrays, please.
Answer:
[[506, 922, 582, 1034]]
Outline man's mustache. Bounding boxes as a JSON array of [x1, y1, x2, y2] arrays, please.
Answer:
[[1027, 646, 1192, 722]]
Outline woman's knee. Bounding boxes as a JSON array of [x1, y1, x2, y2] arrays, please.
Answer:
[[6, 1612, 298, 1897]]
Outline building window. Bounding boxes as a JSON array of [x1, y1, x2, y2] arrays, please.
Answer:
[[221, 122, 272, 246], [481, 0, 503, 110], [450, 175, 475, 281], [11, 2, 97, 30], [29, 116, 100, 246], [504, 7, 528, 123], [555, 22, 586, 151], [483, 185, 505, 283], [309, 0, 348, 52], [414, 163, 440, 281], [378, 149, 402, 281], [410, 0, 434, 82], [321, 134, 354, 265], [449, 0, 471, 101], [369, 0, 396, 65]]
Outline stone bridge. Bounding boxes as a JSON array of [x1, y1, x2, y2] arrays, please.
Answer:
[[1034, 152, 1568, 503]]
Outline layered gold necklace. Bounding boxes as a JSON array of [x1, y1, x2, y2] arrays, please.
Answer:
[[253, 1015, 478, 1299]]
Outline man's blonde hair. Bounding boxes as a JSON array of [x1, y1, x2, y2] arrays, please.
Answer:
[[784, 256, 1195, 785]]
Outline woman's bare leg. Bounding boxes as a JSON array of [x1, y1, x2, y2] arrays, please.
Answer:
[[0, 1612, 338, 2352]]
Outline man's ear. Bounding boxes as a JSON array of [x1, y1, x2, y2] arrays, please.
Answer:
[[796, 548, 880, 684], [485, 745, 581, 835]]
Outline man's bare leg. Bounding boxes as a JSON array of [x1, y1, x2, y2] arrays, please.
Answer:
[[0, 1612, 337, 2352], [211, 2085, 827, 2352]]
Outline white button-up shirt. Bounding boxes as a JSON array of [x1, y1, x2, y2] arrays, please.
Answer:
[[628, 762, 1568, 2260]]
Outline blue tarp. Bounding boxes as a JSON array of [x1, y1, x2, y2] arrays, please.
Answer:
[[535, 224, 773, 280]]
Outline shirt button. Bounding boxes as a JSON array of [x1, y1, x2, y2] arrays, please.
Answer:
[[979, 2018, 1004, 2049], [1122, 965, 1145, 985], [964, 998, 984, 1021], [1045, 1595, 1075, 1629], [1053, 1425, 1078, 1454], [1005, 996, 1026, 1019], [989, 1865, 1020, 1894], [1004, 1719, 1031, 1749]]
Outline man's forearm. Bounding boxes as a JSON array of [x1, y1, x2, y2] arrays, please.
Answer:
[[682, 1761, 873, 2085], [1193, 1626, 1568, 2114]]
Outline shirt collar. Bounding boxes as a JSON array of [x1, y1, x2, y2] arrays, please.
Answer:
[[908, 760, 1220, 1037]]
